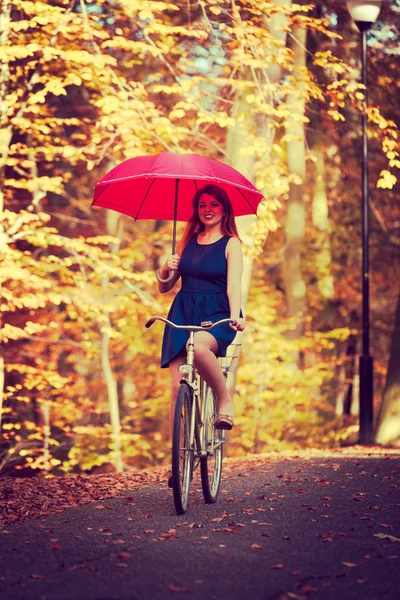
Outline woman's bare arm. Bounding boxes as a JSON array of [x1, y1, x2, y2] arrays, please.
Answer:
[[226, 237, 245, 330]]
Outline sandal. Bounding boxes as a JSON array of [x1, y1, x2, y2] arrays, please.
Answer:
[[215, 414, 234, 430]]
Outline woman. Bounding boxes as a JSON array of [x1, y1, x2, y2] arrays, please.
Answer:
[[157, 184, 246, 437]]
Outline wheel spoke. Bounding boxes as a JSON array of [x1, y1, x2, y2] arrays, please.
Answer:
[[172, 383, 193, 514], [200, 386, 223, 503]]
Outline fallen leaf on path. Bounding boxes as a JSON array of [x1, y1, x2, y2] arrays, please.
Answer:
[[115, 563, 128, 568], [374, 533, 400, 542], [298, 583, 315, 592], [169, 585, 189, 593], [252, 544, 263, 549], [272, 563, 284, 569], [343, 562, 357, 567], [68, 563, 89, 571], [30, 574, 45, 580], [117, 552, 132, 559]]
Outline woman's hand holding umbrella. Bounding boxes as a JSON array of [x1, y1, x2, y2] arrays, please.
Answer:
[[157, 253, 180, 286], [166, 254, 180, 272]]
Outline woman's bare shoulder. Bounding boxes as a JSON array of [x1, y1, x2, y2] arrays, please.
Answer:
[[226, 236, 242, 251]]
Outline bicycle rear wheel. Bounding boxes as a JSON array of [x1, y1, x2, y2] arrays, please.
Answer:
[[171, 382, 193, 515], [200, 384, 223, 503]]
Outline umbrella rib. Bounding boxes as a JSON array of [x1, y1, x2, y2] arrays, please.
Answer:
[[93, 182, 111, 202], [235, 186, 259, 217], [135, 178, 156, 219]]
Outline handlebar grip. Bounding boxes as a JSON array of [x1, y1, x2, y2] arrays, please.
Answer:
[[145, 317, 156, 328]]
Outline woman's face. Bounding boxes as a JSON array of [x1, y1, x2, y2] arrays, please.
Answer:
[[198, 194, 225, 227]]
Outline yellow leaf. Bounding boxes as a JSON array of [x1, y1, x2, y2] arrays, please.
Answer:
[[377, 170, 396, 190]]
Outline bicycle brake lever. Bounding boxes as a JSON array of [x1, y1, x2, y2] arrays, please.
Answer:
[[145, 317, 156, 328], [201, 320, 212, 328]]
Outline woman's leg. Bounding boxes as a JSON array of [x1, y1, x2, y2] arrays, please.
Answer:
[[168, 351, 186, 437], [190, 332, 234, 417]]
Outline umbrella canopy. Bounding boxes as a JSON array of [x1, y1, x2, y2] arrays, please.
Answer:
[[92, 151, 263, 223]]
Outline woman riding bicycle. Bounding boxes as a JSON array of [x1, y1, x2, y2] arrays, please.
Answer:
[[156, 184, 246, 435]]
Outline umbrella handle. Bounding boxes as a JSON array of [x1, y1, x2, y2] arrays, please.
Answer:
[[156, 269, 175, 283]]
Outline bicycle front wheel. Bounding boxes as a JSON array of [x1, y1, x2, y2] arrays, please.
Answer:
[[200, 384, 223, 503], [171, 382, 193, 515]]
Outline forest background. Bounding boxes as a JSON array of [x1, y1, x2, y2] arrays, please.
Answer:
[[1, 0, 399, 477]]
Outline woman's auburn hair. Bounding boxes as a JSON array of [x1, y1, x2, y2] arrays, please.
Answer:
[[176, 184, 241, 255]]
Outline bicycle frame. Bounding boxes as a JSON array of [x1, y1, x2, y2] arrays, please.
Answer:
[[145, 316, 235, 461]]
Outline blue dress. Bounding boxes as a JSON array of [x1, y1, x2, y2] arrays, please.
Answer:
[[161, 235, 240, 368]]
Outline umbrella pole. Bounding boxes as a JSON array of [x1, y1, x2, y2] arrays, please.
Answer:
[[156, 177, 180, 284], [172, 178, 180, 254]]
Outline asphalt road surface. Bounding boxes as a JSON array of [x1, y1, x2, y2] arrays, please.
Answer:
[[1, 453, 399, 600]]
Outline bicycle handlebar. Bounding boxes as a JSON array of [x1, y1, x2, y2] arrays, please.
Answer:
[[145, 316, 237, 331]]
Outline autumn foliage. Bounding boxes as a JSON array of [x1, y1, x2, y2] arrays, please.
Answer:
[[1, 1, 399, 476]]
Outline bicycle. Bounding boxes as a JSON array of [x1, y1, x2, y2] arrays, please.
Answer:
[[145, 316, 240, 515]]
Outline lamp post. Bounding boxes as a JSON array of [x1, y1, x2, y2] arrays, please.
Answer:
[[346, 1, 381, 444]]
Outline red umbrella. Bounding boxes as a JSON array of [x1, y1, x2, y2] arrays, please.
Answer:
[[92, 151, 263, 253]]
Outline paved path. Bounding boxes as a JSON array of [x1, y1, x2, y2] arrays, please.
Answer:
[[1, 454, 399, 600]]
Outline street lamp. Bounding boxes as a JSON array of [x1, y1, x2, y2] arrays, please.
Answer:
[[346, 1, 382, 444]]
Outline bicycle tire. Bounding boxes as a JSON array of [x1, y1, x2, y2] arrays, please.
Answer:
[[171, 382, 193, 515], [200, 385, 223, 503]]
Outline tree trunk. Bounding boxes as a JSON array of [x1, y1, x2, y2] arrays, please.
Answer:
[[225, 0, 292, 394], [0, 0, 12, 212], [282, 23, 307, 348], [311, 133, 334, 300], [42, 400, 50, 471], [376, 290, 400, 446], [101, 209, 124, 472], [0, 3, 11, 432], [0, 355, 4, 435]]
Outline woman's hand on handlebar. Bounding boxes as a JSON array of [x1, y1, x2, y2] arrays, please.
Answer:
[[230, 317, 246, 332]]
